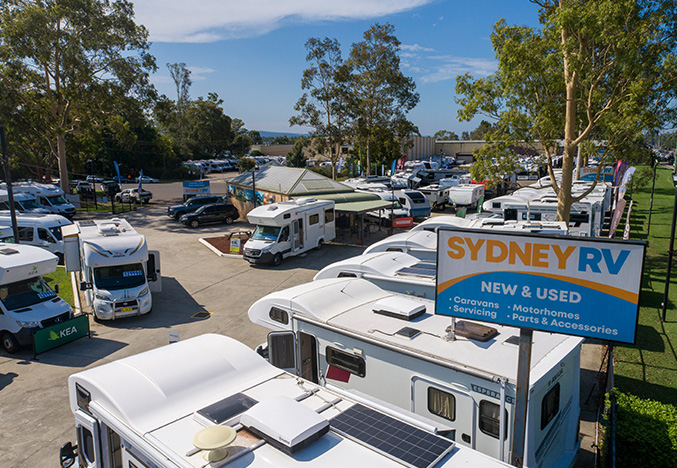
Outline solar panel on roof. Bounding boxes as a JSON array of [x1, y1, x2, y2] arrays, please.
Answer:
[[330, 403, 454, 468], [397, 267, 437, 278]]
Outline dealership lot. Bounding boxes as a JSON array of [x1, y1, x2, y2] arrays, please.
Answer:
[[0, 180, 364, 467]]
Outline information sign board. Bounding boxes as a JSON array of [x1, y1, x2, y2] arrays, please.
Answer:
[[436, 229, 645, 343], [182, 180, 210, 197], [34, 314, 90, 355]]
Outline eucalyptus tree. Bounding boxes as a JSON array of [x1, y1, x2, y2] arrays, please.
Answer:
[[456, 0, 677, 221], [0, 0, 157, 192], [290, 37, 350, 179], [167, 62, 192, 150], [342, 23, 419, 176]]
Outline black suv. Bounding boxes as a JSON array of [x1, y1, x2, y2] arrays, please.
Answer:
[[167, 195, 225, 219], [180, 203, 239, 228]]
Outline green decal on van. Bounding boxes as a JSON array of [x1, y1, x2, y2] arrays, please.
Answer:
[[34, 314, 89, 354]]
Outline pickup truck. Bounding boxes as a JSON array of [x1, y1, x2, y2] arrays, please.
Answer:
[[114, 187, 152, 204]]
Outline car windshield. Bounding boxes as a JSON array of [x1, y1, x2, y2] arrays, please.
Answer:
[[251, 225, 280, 241], [47, 195, 67, 205], [94, 263, 146, 291], [0, 277, 56, 311], [20, 199, 41, 210]]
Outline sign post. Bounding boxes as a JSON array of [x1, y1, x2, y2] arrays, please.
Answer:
[[436, 228, 646, 466]]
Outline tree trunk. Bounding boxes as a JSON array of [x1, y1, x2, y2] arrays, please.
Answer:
[[366, 134, 371, 176], [57, 134, 69, 192], [559, 12, 575, 224]]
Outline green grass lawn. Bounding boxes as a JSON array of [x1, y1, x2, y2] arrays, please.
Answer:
[[614, 165, 677, 405], [43, 266, 74, 308]]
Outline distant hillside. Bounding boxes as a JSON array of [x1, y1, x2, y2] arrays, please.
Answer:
[[258, 130, 308, 138]]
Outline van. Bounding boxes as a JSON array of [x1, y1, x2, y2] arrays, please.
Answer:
[[0, 190, 51, 214], [5, 182, 76, 218], [0, 243, 73, 353], [0, 213, 72, 262]]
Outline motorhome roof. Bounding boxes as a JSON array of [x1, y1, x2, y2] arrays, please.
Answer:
[[0, 242, 58, 284], [247, 199, 333, 224], [364, 230, 437, 255], [249, 278, 582, 384], [313, 251, 424, 281], [70, 334, 511, 468], [0, 211, 72, 226], [76, 218, 147, 265]]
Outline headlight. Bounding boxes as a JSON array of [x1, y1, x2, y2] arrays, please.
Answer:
[[139, 287, 149, 296], [17, 320, 40, 328], [95, 293, 111, 301]]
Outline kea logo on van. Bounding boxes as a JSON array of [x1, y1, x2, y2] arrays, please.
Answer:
[[48, 326, 78, 341]]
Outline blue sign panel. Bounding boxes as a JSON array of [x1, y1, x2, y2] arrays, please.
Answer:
[[183, 180, 210, 196], [436, 229, 646, 344]]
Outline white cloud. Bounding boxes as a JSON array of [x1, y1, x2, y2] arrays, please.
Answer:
[[401, 44, 434, 52], [188, 66, 216, 81], [131, 0, 434, 43]]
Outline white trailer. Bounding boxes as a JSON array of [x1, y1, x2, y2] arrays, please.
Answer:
[[0, 243, 73, 353], [446, 184, 485, 209], [64, 218, 161, 320], [60, 333, 512, 468], [6, 181, 76, 218], [418, 185, 451, 210], [244, 198, 335, 266], [249, 278, 582, 468]]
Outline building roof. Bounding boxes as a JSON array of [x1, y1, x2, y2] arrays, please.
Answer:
[[228, 166, 352, 196]]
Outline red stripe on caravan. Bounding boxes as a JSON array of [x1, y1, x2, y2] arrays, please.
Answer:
[[326, 365, 351, 382]]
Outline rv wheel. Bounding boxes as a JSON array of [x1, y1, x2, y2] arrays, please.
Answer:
[[272, 253, 282, 266], [316, 239, 323, 250], [190, 220, 200, 228], [1, 332, 19, 354]]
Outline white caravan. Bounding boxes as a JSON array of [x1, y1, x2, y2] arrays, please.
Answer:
[[363, 230, 438, 261], [6, 182, 76, 218], [60, 333, 512, 468], [244, 199, 335, 266], [0, 243, 73, 353], [249, 278, 582, 468], [446, 184, 485, 209], [0, 212, 73, 261], [65, 218, 161, 320], [0, 189, 51, 214]]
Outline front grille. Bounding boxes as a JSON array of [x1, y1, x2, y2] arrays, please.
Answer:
[[41, 311, 71, 328], [244, 248, 261, 257], [115, 300, 138, 310]]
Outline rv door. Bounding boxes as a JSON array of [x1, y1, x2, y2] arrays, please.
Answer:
[[74, 410, 101, 468], [147, 250, 162, 292], [268, 331, 297, 374]]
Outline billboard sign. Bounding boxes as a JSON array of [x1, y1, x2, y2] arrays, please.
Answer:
[[182, 180, 210, 197], [34, 314, 90, 355], [436, 229, 645, 343]]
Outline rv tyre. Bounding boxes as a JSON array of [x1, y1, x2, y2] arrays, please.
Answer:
[[316, 239, 323, 250], [272, 253, 282, 266], [1, 332, 19, 354]]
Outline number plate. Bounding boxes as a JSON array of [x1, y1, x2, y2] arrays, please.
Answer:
[[120, 307, 133, 312]]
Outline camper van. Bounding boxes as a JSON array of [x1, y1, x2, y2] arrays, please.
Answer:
[[60, 333, 512, 468], [243, 199, 335, 266], [0, 212, 73, 262], [363, 230, 439, 261], [249, 278, 582, 468], [0, 190, 51, 214], [64, 218, 161, 320], [0, 243, 73, 353], [6, 182, 76, 218]]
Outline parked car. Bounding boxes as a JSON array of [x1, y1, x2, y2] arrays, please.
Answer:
[[167, 195, 227, 220], [101, 180, 121, 196], [180, 203, 239, 228], [75, 181, 93, 193], [86, 175, 104, 183], [114, 187, 152, 204], [135, 175, 159, 183]]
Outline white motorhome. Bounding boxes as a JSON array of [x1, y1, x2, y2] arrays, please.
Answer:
[[363, 230, 438, 261], [0, 243, 73, 353], [502, 198, 603, 237], [0, 189, 51, 214], [397, 190, 431, 219], [0, 212, 73, 262], [65, 218, 161, 320], [249, 278, 583, 468], [60, 333, 512, 468], [6, 182, 76, 218], [244, 199, 336, 266]]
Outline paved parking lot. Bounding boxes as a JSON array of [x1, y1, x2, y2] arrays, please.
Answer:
[[0, 178, 364, 467]]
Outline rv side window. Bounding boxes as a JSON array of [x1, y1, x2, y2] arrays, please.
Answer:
[[427, 387, 456, 421], [570, 213, 589, 224], [108, 428, 123, 468], [17, 226, 33, 242], [398, 197, 406, 205], [77, 426, 96, 465], [269, 307, 289, 325], [479, 400, 508, 439], [326, 346, 366, 377], [385, 248, 403, 252], [325, 209, 335, 223], [38, 228, 55, 243], [492, 202, 501, 209], [76, 384, 92, 414], [309, 214, 319, 225], [521, 213, 542, 221], [283, 213, 291, 219], [541, 383, 560, 430]]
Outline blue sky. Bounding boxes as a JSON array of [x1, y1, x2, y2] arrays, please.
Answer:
[[131, 0, 540, 137]]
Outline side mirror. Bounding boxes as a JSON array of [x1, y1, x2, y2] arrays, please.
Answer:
[[59, 441, 77, 468], [54, 284, 60, 294], [79, 281, 92, 291]]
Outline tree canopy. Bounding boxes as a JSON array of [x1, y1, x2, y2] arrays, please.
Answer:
[[456, 0, 677, 221]]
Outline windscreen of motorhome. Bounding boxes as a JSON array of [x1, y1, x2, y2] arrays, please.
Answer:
[[436, 228, 645, 344], [330, 403, 454, 468]]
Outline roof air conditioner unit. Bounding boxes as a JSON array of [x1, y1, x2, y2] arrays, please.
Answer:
[[372, 296, 426, 321]]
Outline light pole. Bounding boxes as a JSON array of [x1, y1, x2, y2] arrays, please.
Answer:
[[661, 173, 677, 322]]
